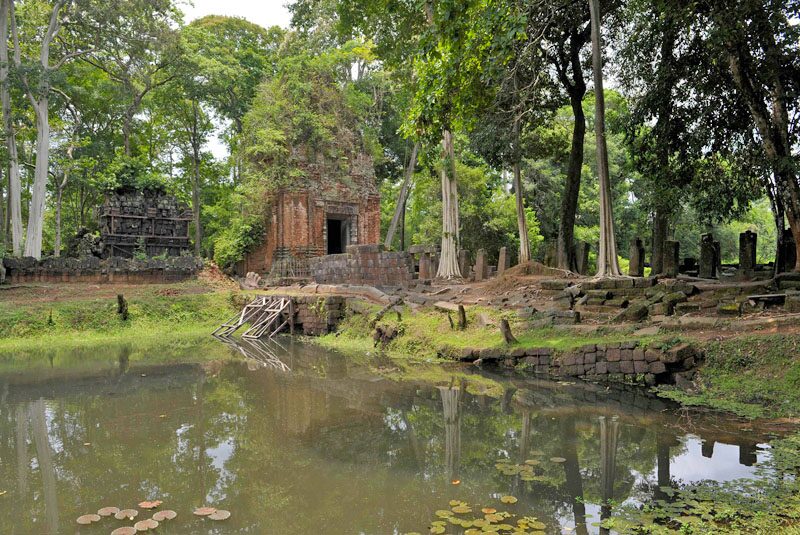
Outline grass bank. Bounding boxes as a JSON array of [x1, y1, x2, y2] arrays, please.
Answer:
[[657, 333, 800, 419], [0, 280, 240, 356]]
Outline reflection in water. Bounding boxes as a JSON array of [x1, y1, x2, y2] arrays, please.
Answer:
[[599, 416, 620, 535], [0, 340, 774, 534], [439, 383, 463, 484]]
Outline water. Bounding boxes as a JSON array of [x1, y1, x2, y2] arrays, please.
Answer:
[[0, 338, 774, 534]]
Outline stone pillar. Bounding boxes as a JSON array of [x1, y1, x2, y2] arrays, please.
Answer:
[[574, 241, 590, 275], [458, 249, 471, 280], [418, 252, 432, 280], [780, 228, 796, 273], [699, 233, 717, 279], [474, 249, 487, 281], [739, 230, 758, 279], [497, 247, 509, 276], [664, 240, 680, 278], [628, 237, 645, 277]]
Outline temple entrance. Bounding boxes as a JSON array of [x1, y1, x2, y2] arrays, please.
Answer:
[[327, 218, 348, 254]]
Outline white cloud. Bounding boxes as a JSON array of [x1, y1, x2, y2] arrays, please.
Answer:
[[180, 0, 291, 29]]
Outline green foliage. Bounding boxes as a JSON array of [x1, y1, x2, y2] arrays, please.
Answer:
[[213, 218, 266, 270], [97, 152, 169, 193]]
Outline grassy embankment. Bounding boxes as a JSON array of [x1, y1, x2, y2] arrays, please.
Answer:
[[318, 303, 800, 419], [0, 280, 240, 358]]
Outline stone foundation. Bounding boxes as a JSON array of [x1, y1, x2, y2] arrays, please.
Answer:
[[457, 341, 701, 387], [291, 295, 348, 336], [309, 245, 414, 287], [2, 255, 203, 284]]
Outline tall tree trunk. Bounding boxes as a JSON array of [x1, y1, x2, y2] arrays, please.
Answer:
[[15, 0, 63, 259], [724, 27, 800, 271], [513, 161, 530, 263], [765, 175, 785, 274], [651, 207, 669, 274], [0, 0, 21, 256], [588, 0, 621, 277], [437, 130, 462, 278], [385, 142, 419, 249], [557, 93, 586, 271], [24, 103, 49, 259], [513, 115, 530, 263], [54, 181, 63, 256], [192, 143, 202, 257], [0, 168, 4, 251]]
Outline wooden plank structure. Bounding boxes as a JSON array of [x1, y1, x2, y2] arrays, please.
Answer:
[[212, 296, 294, 339]]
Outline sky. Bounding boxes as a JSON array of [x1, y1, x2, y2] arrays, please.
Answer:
[[180, 0, 292, 29], [178, 1, 293, 157]]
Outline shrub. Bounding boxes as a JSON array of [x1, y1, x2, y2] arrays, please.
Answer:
[[213, 219, 265, 271]]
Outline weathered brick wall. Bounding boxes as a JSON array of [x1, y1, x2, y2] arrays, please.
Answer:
[[309, 245, 414, 287], [457, 341, 702, 387], [292, 295, 347, 336], [3, 256, 203, 284]]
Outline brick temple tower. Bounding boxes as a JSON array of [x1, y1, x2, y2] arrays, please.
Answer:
[[236, 147, 381, 276]]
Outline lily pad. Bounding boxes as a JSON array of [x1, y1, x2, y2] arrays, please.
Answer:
[[500, 495, 518, 504], [111, 528, 138, 535], [550, 457, 567, 463], [138, 500, 162, 509], [134, 518, 159, 531], [152, 510, 177, 521], [115, 509, 139, 520], [76, 514, 100, 525], [451, 505, 472, 514], [208, 509, 231, 521], [429, 525, 445, 534], [193, 507, 217, 516], [98, 506, 120, 517], [481, 508, 497, 514]]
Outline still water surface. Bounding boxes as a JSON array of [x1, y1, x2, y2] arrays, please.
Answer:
[[0, 338, 772, 534]]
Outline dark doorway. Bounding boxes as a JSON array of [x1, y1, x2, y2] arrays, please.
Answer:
[[327, 219, 344, 254]]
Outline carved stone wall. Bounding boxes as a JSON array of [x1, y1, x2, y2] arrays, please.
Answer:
[[98, 192, 191, 258]]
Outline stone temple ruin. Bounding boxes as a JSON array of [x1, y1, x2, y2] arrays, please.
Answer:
[[237, 147, 382, 279], [97, 191, 192, 258]]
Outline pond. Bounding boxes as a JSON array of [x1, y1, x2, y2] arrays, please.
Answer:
[[0, 338, 776, 534]]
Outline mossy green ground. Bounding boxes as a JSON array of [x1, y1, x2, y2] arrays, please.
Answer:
[[0, 280, 240, 356], [657, 333, 800, 419]]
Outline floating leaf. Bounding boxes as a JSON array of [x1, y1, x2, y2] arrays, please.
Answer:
[[111, 528, 138, 535], [152, 510, 177, 521], [500, 495, 518, 504], [429, 525, 445, 534], [76, 514, 100, 525], [434, 510, 453, 518], [481, 508, 497, 514], [448, 500, 461, 506], [550, 457, 567, 463], [134, 518, 159, 531], [451, 505, 472, 514], [115, 509, 138, 520], [98, 506, 120, 517], [138, 500, 162, 510], [193, 507, 217, 516], [524, 459, 540, 466], [208, 510, 231, 521]]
